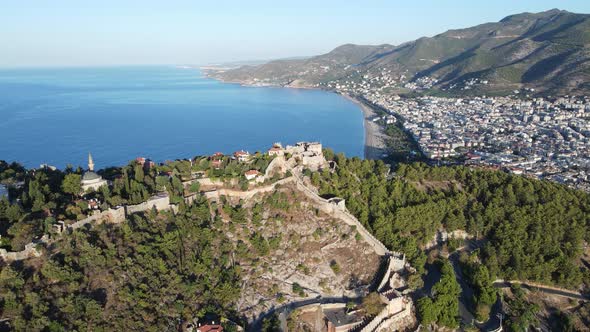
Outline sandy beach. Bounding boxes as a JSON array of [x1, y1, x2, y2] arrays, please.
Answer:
[[342, 94, 388, 160]]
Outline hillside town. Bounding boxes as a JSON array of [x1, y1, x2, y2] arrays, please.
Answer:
[[318, 71, 590, 192]]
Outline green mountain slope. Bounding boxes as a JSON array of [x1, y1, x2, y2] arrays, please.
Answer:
[[210, 9, 590, 95]]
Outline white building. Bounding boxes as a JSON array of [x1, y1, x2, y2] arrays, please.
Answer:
[[81, 153, 108, 192], [244, 170, 260, 181]]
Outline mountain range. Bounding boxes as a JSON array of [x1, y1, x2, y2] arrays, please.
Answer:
[[209, 9, 590, 96]]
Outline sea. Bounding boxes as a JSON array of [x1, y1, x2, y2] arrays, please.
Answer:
[[0, 66, 364, 169]]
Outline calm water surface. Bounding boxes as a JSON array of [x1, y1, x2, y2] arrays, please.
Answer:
[[0, 66, 364, 169]]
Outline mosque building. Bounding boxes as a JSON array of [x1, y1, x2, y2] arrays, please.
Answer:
[[81, 153, 108, 192]]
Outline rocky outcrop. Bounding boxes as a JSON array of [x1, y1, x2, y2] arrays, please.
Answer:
[[211, 180, 382, 323], [424, 229, 473, 250], [292, 178, 390, 256]]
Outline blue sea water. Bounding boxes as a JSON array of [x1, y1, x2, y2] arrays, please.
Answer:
[[0, 66, 364, 169]]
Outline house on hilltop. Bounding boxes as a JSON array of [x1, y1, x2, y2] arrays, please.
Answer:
[[187, 319, 223, 332], [195, 323, 223, 332], [136, 157, 156, 170], [244, 170, 260, 181], [210, 152, 224, 169], [233, 150, 250, 162]]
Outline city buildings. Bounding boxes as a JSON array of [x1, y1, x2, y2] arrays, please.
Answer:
[[325, 73, 590, 191]]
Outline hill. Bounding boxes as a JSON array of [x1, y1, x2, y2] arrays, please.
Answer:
[[208, 9, 590, 95], [2, 146, 590, 330]]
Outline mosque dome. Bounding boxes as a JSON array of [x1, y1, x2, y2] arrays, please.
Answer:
[[81, 153, 108, 191], [82, 171, 101, 182]]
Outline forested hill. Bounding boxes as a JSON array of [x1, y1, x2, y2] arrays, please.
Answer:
[[210, 9, 590, 95], [2, 153, 590, 329], [313, 154, 590, 288]]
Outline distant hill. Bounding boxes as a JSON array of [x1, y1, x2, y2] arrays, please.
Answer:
[[209, 9, 590, 95]]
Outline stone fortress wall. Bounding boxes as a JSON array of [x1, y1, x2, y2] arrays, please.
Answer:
[[0, 142, 416, 331], [0, 242, 42, 261], [281, 254, 414, 332], [1, 194, 173, 262], [292, 179, 390, 256], [125, 193, 171, 214]]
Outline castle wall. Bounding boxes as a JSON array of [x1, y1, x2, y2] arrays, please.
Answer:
[[359, 297, 411, 332], [0, 242, 42, 261], [126, 194, 170, 214], [201, 177, 295, 202], [66, 206, 126, 231], [293, 180, 390, 256]]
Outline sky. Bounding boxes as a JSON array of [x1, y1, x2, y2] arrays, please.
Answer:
[[1, 0, 589, 67]]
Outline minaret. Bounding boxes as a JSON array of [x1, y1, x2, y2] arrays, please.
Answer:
[[88, 153, 95, 171]]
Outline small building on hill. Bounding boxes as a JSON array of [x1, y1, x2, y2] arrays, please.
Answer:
[[244, 170, 260, 181], [233, 150, 250, 162], [136, 157, 156, 170], [188, 320, 223, 332], [210, 152, 224, 169], [81, 153, 108, 192]]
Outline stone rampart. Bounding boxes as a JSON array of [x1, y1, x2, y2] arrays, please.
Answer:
[[1, 196, 171, 263], [202, 177, 295, 202], [0, 242, 42, 262], [264, 156, 288, 180], [359, 297, 412, 332], [126, 194, 171, 214], [370, 299, 413, 332], [292, 179, 390, 256]]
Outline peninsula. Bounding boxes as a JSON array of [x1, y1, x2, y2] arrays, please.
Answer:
[[1, 140, 590, 330]]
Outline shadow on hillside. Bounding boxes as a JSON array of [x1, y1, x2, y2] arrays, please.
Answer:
[[492, 16, 586, 51], [532, 17, 587, 42], [413, 45, 480, 80], [522, 49, 576, 82], [360, 43, 413, 65]]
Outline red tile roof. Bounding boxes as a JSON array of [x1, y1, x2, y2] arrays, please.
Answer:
[[196, 324, 223, 332]]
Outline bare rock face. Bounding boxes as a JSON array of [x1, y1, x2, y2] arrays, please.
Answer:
[[211, 183, 381, 322]]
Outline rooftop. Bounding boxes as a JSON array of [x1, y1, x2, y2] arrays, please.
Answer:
[[323, 308, 362, 327]]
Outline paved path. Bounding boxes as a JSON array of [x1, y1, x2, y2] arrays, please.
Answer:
[[448, 252, 476, 326]]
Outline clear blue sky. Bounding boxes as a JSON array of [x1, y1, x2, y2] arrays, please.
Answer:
[[1, 0, 588, 67]]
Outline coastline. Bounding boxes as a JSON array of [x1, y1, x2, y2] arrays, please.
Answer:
[[201, 71, 322, 91], [204, 73, 387, 161], [341, 94, 388, 160]]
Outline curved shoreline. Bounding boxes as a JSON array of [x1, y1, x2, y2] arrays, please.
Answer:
[[340, 93, 387, 160], [203, 73, 385, 160]]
